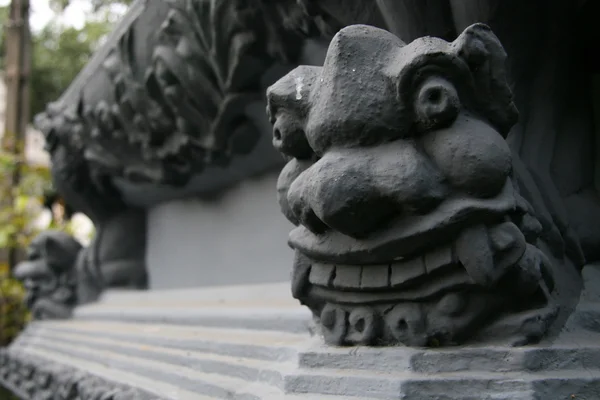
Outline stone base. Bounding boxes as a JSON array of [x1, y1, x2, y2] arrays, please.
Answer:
[[2, 269, 600, 400]]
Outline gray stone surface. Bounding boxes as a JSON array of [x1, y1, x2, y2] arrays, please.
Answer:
[[4, 276, 600, 399], [146, 172, 296, 290]]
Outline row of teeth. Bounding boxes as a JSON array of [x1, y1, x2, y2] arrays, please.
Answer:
[[308, 221, 527, 290], [308, 245, 455, 290]]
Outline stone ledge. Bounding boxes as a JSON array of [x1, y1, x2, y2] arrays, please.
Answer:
[[3, 280, 600, 399]]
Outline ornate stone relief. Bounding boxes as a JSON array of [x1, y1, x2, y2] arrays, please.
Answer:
[[29, 0, 314, 309], [26, 0, 321, 309], [268, 23, 575, 347], [36, 0, 314, 190], [13, 231, 81, 320]]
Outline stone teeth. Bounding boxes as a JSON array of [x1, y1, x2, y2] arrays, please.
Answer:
[[424, 245, 454, 274], [308, 263, 336, 286], [360, 264, 390, 289], [332, 265, 362, 289], [390, 257, 426, 288], [309, 243, 459, 291], [310, 263, 392, 290]]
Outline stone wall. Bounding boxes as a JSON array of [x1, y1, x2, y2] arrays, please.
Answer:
[[146, 170, 294, 289]]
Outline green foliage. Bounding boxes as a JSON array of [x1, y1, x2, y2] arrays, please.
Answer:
[[0, 0, 105, 259], [0, 141, 81, 249], [1, 1, 131, 119], [0, 143, 77, 345], [0, 1, 115, 345], [0, 272, 29, 347], [0, 140, 52, 249], [30, 19, 114, 118]]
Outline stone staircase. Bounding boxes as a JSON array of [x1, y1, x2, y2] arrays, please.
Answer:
[[4, 281, 600, 399]]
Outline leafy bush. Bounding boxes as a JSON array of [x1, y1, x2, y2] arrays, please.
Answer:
[[0, 267, 29, 347], [0, 151, 54, 251], [0, 145, 46, 346], [0, 143, 69, 346]]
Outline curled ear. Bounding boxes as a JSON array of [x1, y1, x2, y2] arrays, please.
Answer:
[[452, 23, 518, 136]]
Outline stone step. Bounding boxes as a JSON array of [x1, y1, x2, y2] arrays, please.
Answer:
[[18, 340, 384, 400], [298, 340, 600, 374], [27, 320, 306, 362], [284, 367, 600, 400], [72, 305, 312, 334], [10, 346, 383, 400], [16, 328, 600, 400], [37, 319, 600, 375], [14, 348, 216, 400], [20, 339, 291, 400], [8, 281, 600, 400], [18, 331, 291, 389], [71, 283, 312, 335]]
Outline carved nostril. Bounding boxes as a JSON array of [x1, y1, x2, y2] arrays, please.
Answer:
[[298, 208, 329, 234], [414, 76, 460, 132], [289, 193, 329, 234], [272, 113, 313, 160], [287, 168, 329, 234], [316, 193, 398, 239]]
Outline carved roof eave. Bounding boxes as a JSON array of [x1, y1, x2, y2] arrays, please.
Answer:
[[35, 0, 347, 207]]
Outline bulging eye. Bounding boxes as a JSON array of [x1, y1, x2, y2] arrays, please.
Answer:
[[414, 77, 460, 131]]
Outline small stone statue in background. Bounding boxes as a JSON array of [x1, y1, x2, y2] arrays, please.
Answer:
[[14, 231, 82, 320]]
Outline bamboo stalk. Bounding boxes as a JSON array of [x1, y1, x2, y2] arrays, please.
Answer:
[[2, 0, 31, 271]]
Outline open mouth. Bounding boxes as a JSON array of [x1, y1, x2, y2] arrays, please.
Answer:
[[290, 190, 556, 347], [306, 244, 474, 302], [289, 181, 519, 265], [300, 219, 536, 300]]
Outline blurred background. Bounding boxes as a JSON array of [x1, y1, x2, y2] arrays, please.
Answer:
[[0, 0, 131, 347]]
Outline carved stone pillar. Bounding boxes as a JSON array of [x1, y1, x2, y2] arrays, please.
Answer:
[[75, 208, 147, 305], [268, 23, 583, 347]]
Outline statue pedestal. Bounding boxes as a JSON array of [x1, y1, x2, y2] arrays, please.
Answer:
[[2, 266, 600, 400]]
